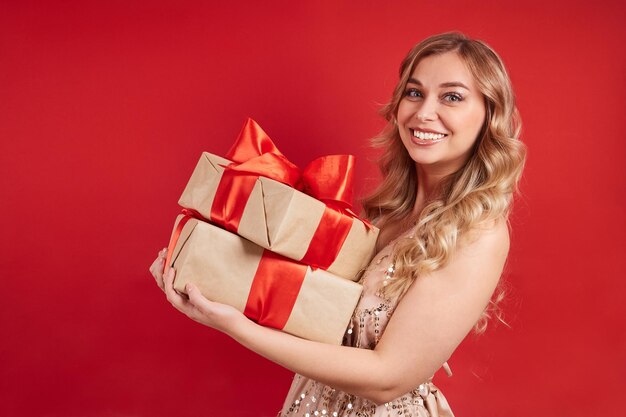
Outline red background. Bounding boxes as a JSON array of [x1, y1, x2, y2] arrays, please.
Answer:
[[1, 1, 625, 416]]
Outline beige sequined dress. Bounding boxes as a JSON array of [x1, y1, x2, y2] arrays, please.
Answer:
[[278, 233, 455, 417]]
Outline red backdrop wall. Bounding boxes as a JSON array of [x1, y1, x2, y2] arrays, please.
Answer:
[[1, 1, 625, 416]]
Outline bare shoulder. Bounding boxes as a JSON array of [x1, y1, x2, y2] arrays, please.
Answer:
[[457, 216, 510, 264]]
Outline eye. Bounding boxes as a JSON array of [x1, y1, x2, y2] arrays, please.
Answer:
[[404, 88, 422, 99], [443, 92, 463, 102]]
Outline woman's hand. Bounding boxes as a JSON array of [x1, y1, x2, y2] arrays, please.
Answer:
[[148, 248, 246, 335], [148, 248, 168, 291]]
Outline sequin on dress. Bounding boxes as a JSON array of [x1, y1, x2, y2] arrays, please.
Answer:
[[278, 232, 455, 417]]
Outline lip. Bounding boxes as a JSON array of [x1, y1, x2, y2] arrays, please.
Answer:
[[411, 136, 445, 146], [409, 128, 447, 146]]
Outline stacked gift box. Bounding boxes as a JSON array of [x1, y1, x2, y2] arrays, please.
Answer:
[[164, 118, 379, 345]]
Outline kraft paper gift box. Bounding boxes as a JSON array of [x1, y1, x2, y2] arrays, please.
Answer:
[[178, 118, 379, 281], [165, 213, 363, 345]]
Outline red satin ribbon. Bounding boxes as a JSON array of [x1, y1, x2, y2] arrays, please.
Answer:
[[298, 154, 354, 209], [209, 118, 370, 270], [211, 169, 257, 233], [163, 213, 193, 273], [299, 206, 354, 268], [244, 250, 307, 329]]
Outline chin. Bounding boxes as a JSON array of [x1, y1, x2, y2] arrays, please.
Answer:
[[406, 152, 441, 166]]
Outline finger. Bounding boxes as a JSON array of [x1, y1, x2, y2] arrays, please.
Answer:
[[158, 247, 167, 259], [149, 256, 164, 274], [149, 257, 165, 289], [155, 261, 165, 289], [185, 283, 213, 313], [162, 266, 174, 292], [156, 256, 166, 288], [163, 267, 186, 307]]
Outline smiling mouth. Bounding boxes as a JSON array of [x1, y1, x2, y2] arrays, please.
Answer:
[[410, 129, 447, 141]]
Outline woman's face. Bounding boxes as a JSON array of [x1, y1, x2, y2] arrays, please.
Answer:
[[396, 51, 486, 174]]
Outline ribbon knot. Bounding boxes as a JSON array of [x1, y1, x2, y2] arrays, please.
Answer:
[[224, 118, 356, 209]]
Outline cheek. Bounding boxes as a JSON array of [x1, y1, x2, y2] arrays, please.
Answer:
[[455, 108, 486, 139], [396, 100, 413, 122]]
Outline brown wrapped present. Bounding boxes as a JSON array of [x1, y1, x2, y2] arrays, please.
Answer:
[[178, 118, 379, 281], [165, 213, 363, 345]]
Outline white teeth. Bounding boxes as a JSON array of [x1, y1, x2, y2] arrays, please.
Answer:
[[412, 130, 445, 140]]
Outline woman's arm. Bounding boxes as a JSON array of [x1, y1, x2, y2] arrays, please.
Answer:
[[152, 218, 510, 404]]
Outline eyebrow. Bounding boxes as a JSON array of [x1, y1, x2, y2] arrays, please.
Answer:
[[407, 78, 470, 90]]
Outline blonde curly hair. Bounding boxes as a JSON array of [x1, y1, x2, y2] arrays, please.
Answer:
[[361, 32, 526, 334]]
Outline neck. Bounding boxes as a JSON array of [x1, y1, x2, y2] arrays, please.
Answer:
[[412, 163, 450, 217]]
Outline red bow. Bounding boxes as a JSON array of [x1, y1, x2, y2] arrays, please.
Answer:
[[224, 118, 355, 210]]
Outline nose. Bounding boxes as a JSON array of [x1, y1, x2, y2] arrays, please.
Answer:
[[417, 112, 434, 122], [415, 97, 438, 122]]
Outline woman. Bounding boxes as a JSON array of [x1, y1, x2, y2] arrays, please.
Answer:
[[149, 32, 526, 416]]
